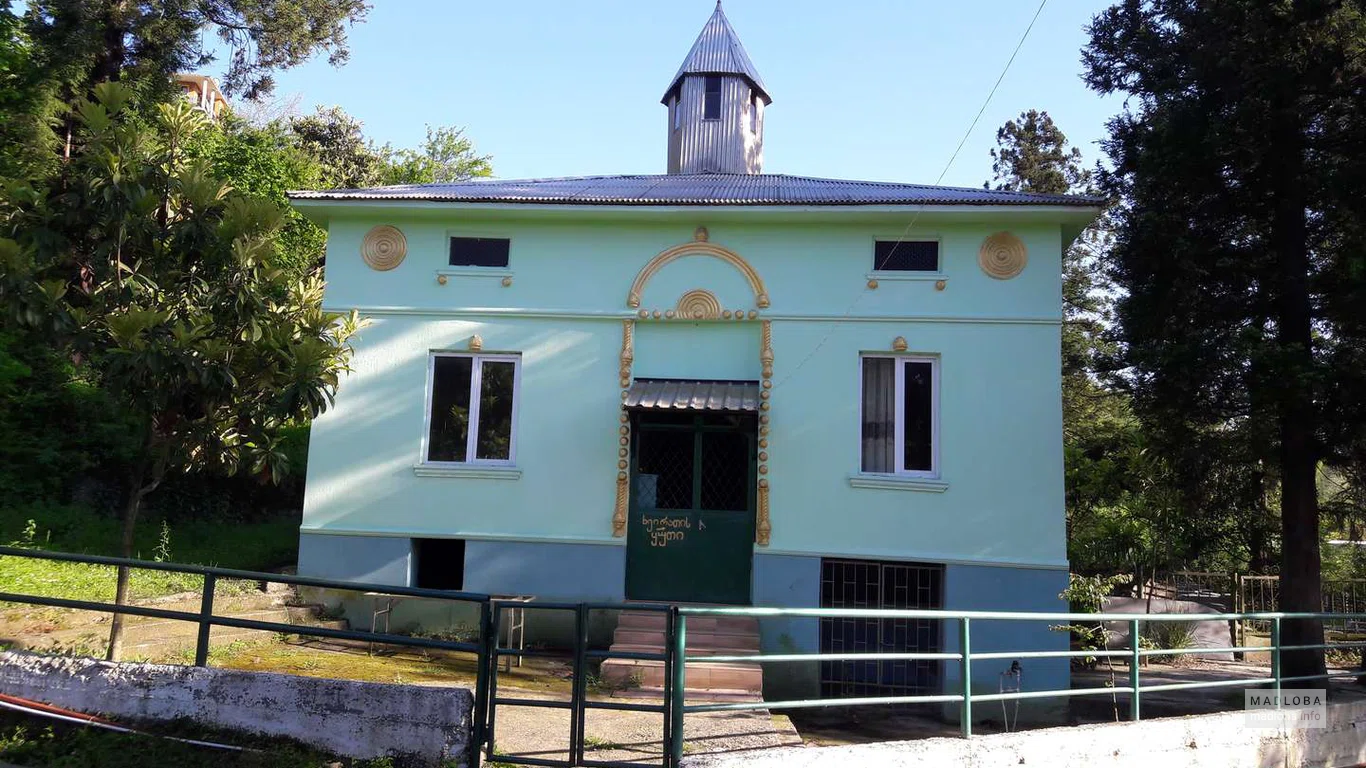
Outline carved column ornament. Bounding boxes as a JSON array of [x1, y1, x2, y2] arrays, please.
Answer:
[[757, 319, 774, 546], [613, 319, 635, 537]]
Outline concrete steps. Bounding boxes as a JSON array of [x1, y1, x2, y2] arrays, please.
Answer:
[[600, 610, 763, 696]]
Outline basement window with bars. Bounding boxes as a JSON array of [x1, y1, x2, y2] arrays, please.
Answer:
[[820, 558, 944, 701], [703, 76, 722, 120], [873, 240, 940, 272], [449, 237, 510, 268], [861, 355, 938, 477], [423, 353, 519, 465]]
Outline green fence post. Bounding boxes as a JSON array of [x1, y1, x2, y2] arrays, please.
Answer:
[[193, 573, 216, 667], [470, 600, 492, 768], [1129, 618, 1141, 721], [960, 617, 972, 738], [1271, 617, 1282, 706], [670, 610, 687, 766]]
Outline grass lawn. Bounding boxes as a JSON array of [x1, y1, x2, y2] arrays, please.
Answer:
[[207, 635, 575, 695], [0, 503, 300, 603], [0, 711, 433, 767]]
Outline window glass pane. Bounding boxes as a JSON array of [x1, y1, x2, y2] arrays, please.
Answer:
[[428, 357, 472, 462], [874, 241, 939, 272], [700, 431, 750, 511], [861, 357, 895, 473], [636, 429, 694, 510], [476, 360, 516, 460], [903, 361, 934, 472], [449, 237, 510, 268], [704, 76, 722, 120]]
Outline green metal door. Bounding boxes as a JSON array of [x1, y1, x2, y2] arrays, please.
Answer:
[[625, 413, 756, 604]]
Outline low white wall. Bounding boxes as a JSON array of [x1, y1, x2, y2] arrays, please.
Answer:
[[0, 651, 473, 767], [682, 700, 1366, 768]]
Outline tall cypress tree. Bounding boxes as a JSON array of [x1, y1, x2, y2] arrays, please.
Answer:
[[1084, 0, 1366, 678]]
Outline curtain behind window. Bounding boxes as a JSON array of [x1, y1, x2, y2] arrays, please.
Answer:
[[861, 357, 895, 473]]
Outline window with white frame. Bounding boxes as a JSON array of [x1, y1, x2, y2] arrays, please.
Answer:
[[424, 353, 519, 464], [860, 355, 937, 475]]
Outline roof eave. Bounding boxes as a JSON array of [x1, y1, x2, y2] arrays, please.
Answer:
[[659, 73, 772, 106], [288, 197, 1103, 229]]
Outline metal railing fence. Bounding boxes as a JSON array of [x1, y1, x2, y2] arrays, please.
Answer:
[[483, 601, 676, 768], [2, 546, 1364, 768], [667, 605, 1366, 766], [0, 545, 495, 767]]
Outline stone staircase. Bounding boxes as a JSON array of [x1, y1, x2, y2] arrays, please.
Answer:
[[599, 610, 763, 696]]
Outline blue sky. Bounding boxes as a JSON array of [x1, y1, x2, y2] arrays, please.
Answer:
[[262, 0, 1122, 187]]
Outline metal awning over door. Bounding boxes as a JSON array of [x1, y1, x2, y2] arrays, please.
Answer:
[[623, 379, 760, 412]]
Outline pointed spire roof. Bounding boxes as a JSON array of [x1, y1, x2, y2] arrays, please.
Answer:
[[661, 2, 770, 105]]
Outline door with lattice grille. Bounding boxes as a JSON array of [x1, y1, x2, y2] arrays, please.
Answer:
[[626, 412, 756, 604]]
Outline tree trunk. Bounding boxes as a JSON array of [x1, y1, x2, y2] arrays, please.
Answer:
[[105, 475, 144, 661], [93, 0, 128, 86], [1271, 119, 1324, 681]]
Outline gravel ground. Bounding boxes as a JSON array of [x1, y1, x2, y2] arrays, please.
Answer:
[[485, 688, 802, 765]]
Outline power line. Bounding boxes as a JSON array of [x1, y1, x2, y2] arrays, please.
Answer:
[[771, 0, 1050, 391]]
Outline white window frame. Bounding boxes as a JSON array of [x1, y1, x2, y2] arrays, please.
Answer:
[[420, 352, 521, 467], [858, 354, 940, 479]]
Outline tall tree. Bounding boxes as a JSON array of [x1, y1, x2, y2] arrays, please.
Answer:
[[291, 107, 494, 190], [288, 105, 385, 189], [987, 110, 1109, 439], [22, 0, 369, 99], [381, 125, 493, 185], [193, 113, 327, 278], [0, 83, 360, 658], [1084, 0, 1366, 678], [0, 0, 62, 179]]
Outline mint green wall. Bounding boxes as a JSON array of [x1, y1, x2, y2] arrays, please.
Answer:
[[302, 209, 1070, 569]]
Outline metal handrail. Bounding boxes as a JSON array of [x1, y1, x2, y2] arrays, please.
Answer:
[[667, 605, 1365, 764], [0, 544, 494, 767], [3, 546, 1361, 768]]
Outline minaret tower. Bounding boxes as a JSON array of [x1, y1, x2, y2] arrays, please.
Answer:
[[663, 2, 771, 174]]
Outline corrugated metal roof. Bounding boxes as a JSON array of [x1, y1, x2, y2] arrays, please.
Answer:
[[624, 379, 760, 412], [289, 173, 1103, 207], [662, 1, 770, 105]]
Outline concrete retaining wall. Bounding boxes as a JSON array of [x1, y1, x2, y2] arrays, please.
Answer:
[[681, 699, 1366, 768], [0, 651, 473, 767]]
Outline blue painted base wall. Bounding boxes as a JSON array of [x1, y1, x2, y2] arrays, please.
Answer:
[[463, 540, 625, 601], [942, 563, 1070, 724], [298, 532, 412, 586], [298, 531, 1068, 715]]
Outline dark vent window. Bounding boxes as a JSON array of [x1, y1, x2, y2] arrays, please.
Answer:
[[449, 237, 510, 268], [413, 538, 465, 590], [874, 240, 939, 272], [703, 76, 722, 120]]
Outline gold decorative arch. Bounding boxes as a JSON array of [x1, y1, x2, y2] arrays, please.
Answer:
[[627, 241, 770, 310]]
